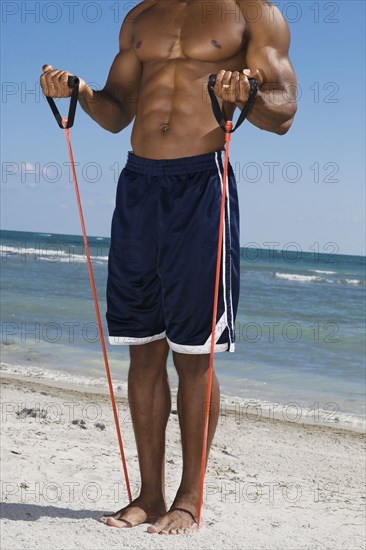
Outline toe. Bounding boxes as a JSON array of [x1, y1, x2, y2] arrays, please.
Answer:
[[98, 516, 108, 524], [147, 524, 159, 534], [106, 517, 131, 528], [169, 528, 178, 535]]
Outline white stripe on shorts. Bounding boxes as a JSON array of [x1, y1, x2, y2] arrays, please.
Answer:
[[215, 151, 235, 352], [109, 330, 166, 345]]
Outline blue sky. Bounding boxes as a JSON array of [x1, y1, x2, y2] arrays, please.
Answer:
[[1, 0, 365, 256]]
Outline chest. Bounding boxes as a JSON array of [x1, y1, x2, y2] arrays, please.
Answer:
[[132, 0, 246, 62]]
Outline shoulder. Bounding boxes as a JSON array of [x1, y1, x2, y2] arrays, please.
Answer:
[[236, 0, 290, 47], [119, 0, 157, 49]]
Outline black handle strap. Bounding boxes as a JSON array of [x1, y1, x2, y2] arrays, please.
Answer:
[[208, 74, 258, 133], [46, 76, 80, 129]]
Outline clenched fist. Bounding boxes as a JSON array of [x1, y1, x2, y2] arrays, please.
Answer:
[[213, 69, 263, 106], [40, 64, 87, 98]]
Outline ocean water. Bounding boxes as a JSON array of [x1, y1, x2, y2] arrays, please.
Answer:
[[1, 230, 365, 428]]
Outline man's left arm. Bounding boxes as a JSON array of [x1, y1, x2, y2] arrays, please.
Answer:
[[214, 1, 297, 135], [242, 1, 297, 134]]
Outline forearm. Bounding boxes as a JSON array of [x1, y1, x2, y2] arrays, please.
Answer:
[[238, 85, 297, 135], [78, 85, 133, 133]]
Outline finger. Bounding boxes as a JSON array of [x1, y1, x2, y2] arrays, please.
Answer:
[[59, 71, 69, 88], [254, 68, 264, 86], [220, 71, 233, 100], [239, 73, 250, 102], [40, 65, 55, 96], [51, 69, 64, 85], [215, 69, 225, 86], [51, 69, 70, 97], [40, 72, 59, 97], [41, 69, 59, 90], [232, 70, 240, 94], [223, 71, 240, 101], [59, 71, 73, 97], [50, 70, 64, 96], [46, 71, 63, 97], [222, 70, 232, 85], [51, 69, 65, 85], [40, 72, 49, 96], [213, 69, 226, 97]]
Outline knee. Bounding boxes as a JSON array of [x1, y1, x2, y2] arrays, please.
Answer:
[[129, 338, 169, 379], [173, 352, 210, 380]]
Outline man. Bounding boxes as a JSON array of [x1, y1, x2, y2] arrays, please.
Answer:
[[40, 0, 297, 535]]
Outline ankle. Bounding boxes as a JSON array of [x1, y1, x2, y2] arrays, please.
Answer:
[[139, 489, 166, 506], [172, 489, 200, 510]]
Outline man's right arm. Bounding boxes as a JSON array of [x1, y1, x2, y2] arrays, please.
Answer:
[[40, 14, 142, 133]]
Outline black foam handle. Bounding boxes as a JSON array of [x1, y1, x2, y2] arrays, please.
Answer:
[[207, 72, 258, 133], [46, 75, 80, 129], [68, 75, 80, 89], [208, 73, 217, 87], [208, 72, 257, 90]]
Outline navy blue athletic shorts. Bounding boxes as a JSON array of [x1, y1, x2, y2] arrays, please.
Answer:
[[106, 149, 239, 354]]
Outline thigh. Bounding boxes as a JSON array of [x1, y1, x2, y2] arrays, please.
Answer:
[[106, 167, 165, 340], [158, 160, 240, 353]]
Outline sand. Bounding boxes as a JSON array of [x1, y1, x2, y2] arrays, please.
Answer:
[[1, 373, 365, 550]]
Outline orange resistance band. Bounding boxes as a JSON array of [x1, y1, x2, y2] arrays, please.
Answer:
[[62, 117, 132, 503], [47, 69, 256, 526], [197, 120, 233, 527]]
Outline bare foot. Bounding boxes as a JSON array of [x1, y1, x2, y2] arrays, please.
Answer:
[[99, 496, 166, 528], [147, 498, 198, 535]]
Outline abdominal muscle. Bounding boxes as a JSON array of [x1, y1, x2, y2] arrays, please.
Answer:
[[130, 58, 237, 159]]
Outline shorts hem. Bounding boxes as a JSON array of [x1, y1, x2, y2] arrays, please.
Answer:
[[108, 330, 166, 345], [167, 337, 229, 354]]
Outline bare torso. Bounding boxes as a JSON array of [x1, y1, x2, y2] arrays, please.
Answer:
[[129, 0, 247, 158], [41, 1, 296, 160]]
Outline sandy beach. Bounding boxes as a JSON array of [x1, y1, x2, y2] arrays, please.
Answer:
[[1, 372, 365, 550]]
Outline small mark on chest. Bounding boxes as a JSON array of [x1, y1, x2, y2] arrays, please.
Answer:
[[211, 39, 222, 49]]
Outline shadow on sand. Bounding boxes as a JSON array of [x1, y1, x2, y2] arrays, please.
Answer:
[[0, 502, 106, 522]]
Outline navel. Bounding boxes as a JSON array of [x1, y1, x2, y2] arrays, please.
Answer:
[[135, 41, 142, 49]]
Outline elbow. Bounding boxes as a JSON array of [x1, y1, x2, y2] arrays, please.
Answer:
[[107, 114, 134, 134], [99, 124, 122, 134], [105, 119, 130, 133], [275, 105, 297, 135], [108, 126, 123, 134], [275, 120, 292, 135]]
